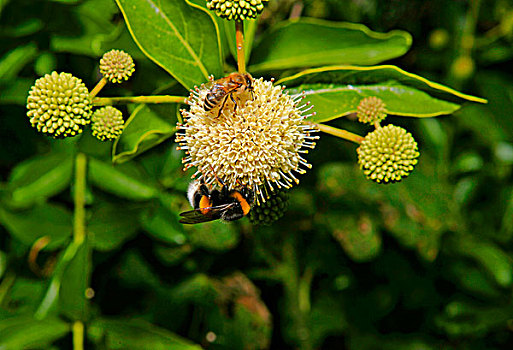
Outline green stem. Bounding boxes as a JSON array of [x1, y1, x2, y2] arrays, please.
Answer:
[[74, 153, 87, 245], [235, 20, 246, 73], [89, 77, 108, 99], [72, 321, 84, 350], [313, 122, 364, 144], [93, 95, 186, 106]]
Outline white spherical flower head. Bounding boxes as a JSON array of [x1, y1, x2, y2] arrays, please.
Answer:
[[176, 76, 318, 203]]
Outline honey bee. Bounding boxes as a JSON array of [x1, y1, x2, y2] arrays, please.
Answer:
[[203, 72, 253, 117], [179, 180, 253, 224]]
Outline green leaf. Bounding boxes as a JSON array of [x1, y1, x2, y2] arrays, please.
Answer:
[[6, 153, 73, 208], [88, 157, 158, 200], [0, 42, 37, 79], [321, 213, 381, 262], [250, 19, 412, 71], [0, 203, 72, 249], [3, 278, 45, 315], [115, 0, 223, 89], [278, 65, 486, 122], [112, 104, 176, 164], [50, 0, 121, 56], [35, 239, 83, 319], [185, 221, 239, 252], [89, 203, 141, 251], [59, 236, 90, 321], [449, 237, 513, 288], [88, 318, 202, 350], [0, 316, 70, 349], [0, 78, 33, 105], [435, 300, 512, 338], [140, 198, 186, 245]]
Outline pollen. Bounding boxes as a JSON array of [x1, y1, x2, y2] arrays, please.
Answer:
[[175, 77, 318, 203]]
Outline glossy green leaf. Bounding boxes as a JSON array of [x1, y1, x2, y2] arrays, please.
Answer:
[[88, 157, 158, 200], [279, 65, 486, 122], [112, 104, 176, 164], [59, 236, 90, 321], [6, 153, 73, 208], [250, 19, 412, 71], [0, 203, 72, 249], [0, 316, 70, 349], [115, 0, 223, 89], [88, 318, 202, 350], [89, 203, 141, 251]]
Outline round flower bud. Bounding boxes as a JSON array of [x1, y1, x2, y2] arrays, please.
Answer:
[[99, 49, 135, 83], [91, 106, 125, 141], [206, 0, 266, 21], [249, 189, 289, 225], [356, 96, 387, 124], [357, 125, 419, 184], [26, 71, 91, 138], [176, 75, 318, 203]]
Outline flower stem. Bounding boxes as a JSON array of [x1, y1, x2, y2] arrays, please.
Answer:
[[74, 153, 87, 245], [72, 321, 84, 350], [89, 77, 108, 99], [313, 122, 364, 144], [92, 95, 186, 106], [235, 20, 246, 73]]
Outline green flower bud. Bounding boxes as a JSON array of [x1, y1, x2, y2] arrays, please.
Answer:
[[91, 106, 125, 141], [206, 0, 266, 21], [356, 96, 387, 124], [249, 189, 289, 225], [99, 49, 135, 83], [26, 71, 91, 138], [357, 125, 419, 184]]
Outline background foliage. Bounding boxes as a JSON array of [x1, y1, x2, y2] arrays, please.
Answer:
[[1, 0, 513, 349]]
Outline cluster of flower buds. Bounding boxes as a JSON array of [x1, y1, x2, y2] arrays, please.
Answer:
[[249, 188, 289, 225], [26, 50, 134, 141], [206, 0, 266, 21], [355, 96, 420, 183]]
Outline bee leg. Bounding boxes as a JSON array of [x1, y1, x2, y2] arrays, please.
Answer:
[[217, 94, 230, 118], [230, 93, 238, 113], [200, 184, 210, 196], [220, 183, 229, 198], [209, 164, 226, 188]]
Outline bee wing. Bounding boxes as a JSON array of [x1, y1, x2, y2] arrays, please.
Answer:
[[179, 203, 236, 224]]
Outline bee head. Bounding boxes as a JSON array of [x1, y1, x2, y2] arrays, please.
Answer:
[[244, 73, 253, 90]]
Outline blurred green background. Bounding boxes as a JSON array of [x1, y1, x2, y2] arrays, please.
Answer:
[[1, 0, 513, 349]]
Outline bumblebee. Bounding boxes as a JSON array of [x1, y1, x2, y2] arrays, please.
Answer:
[[203, 72, 253, 116], [179, 180, 254, 224]]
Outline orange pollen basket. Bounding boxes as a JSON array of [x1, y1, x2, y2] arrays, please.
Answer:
[[230, 192, 250, 216], [199, 196, 212, 215]]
